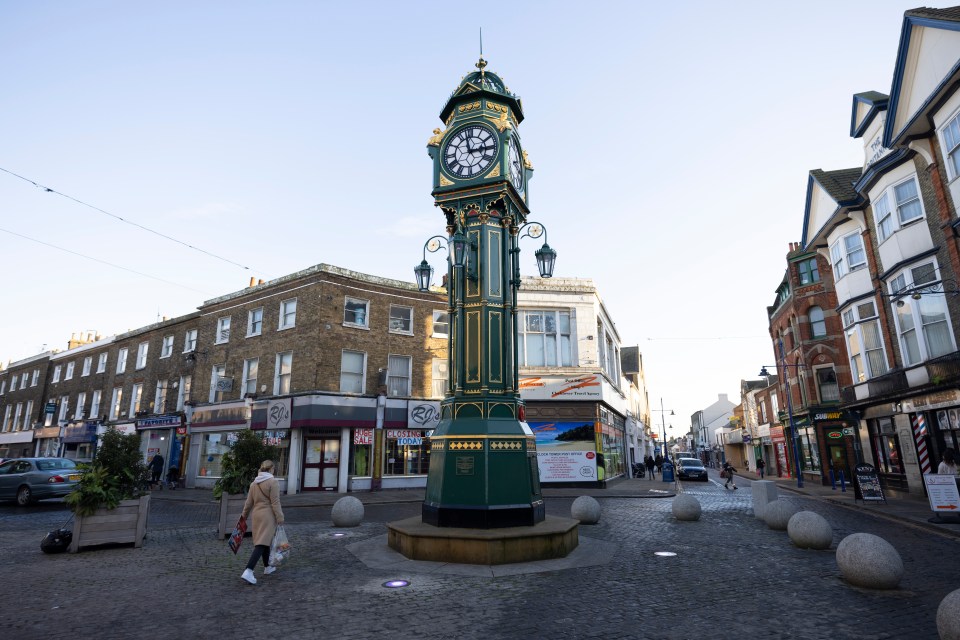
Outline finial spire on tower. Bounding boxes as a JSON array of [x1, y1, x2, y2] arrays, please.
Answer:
[[477, 27, 486, 77]]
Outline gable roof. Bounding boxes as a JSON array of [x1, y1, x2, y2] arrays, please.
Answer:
[[850, 91, 889, 138], [801, 167, 863, 250], [884, 8, 960, 147]]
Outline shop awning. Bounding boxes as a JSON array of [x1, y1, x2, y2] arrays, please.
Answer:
[[0, 430, 35, 444]]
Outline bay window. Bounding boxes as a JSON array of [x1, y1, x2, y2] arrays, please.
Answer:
[[829, 231, 866, 279], [843, 302, 888, 383], [889, 262, 955, 365]]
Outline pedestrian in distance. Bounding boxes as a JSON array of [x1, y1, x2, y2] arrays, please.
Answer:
[[654, 453, 663, 474], [148, 453, 165, 488], [938, 448, 958, 476], [756, 458, 766, 479], [722, 461, 738, 490], [645, 455, 656, 480], [240, 460, 285, 585]]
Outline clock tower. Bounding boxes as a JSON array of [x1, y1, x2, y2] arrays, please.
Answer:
[[420, 58, 547, 528]]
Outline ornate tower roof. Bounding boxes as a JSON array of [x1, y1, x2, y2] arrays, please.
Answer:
[[439, 57, 524, 124]]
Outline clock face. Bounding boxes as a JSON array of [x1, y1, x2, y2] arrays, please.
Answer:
[[509, 136, 524, 194], [443, 124, 499, 179]]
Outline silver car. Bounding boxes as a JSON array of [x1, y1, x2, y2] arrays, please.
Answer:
[[0, 458, 83, 506]]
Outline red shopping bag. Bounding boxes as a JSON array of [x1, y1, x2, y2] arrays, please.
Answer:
[[228, 515, 247, 554]]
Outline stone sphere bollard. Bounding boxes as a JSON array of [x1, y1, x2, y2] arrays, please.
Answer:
[[835, 532, 903, 589], [331, 496, 364, 527], [571, 496, 601, 524], [671, 494, 701, 521], [763, 499, 800, 531], [787, 511, 833, 550], [937, 587, 960, 640]]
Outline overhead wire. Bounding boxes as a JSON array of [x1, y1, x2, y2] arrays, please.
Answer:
[[0, 166, 269, 276]]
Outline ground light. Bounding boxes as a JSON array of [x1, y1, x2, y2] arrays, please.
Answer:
[[654, 551, 677, 557], [382, 580, 410, 588], [329, 532, 347, 537]]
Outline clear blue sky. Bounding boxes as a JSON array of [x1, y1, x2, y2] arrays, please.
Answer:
[[1, 1, 947, 433]]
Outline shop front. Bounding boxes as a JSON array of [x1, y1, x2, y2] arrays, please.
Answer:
[[862, 403, 909, 492], [185, 400, 261, 490], [33, 426, 62, 458], [258, 395, 439, 494], [811, 409, 860, 487], [904, 389, 960, 482], [61, 420, 99, 462], [0, 429, 34, 459], [136, 414, 186, 481], [770, 425, 789, 478]]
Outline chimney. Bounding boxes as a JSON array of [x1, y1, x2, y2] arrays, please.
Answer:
[[249, 277, 256, 287], [258, 279, 264, 285]]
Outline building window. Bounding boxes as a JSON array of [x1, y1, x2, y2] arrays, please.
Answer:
[[90, 389, 102, 418], [279, 299, 297, 330], [432, 358, 448, 399], [155, 380, 168, 413], [797, 258, 820, 285], [65, 362, 75, 380], [815, 367, 840, 402], [161, 335, 174, 358], [518, 310, 574, 367], [0, 380, 5, 395], [871, 418, 904, 475], [82, 357, 92, 376], [384, 429, 432, 476], [387, 355, 411, 397], [136, 342, 149, 370], [216, 317, 231, 344], [51, 367, 60, 383], [74, 392, 86, 420], [432, 310, 449, 337], [31, 369, 40, 386], [2, 406, 11, 431], [344, 297, 369, 328], [58, 395, 69, 423], [875, 177, 924, 243], [210, 365, 227, 403], [184, 329, 198, 353], [242, 358, 259, 396], [117, 348, 128, 374], [247, 308, 263, 336], [110, 387, 123, 420], [340, 350, 366, 394], [274, 352, 293, 395], [15, 403, 24, 430], [809, 306, 826, 338], [829, 231, 866, 279], [97, 353, 107, 373], [177, 376, 192, 411], [130, 383, 143, 415], [389, 305, 413, 334], [20, 374, 27, 390], [23, 400, 33, 430], [889, 262, 955, 365], [843, 302, 888, 383]]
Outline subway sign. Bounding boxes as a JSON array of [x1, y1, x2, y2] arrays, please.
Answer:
[[814, 412, 844, 421]]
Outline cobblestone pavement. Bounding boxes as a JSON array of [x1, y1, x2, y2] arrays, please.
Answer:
[[1, 473, 958, 640]]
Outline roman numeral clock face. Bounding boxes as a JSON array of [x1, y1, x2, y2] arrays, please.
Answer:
[[443, 124, 499, 179]]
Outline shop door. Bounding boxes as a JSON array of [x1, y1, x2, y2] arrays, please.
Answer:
[[828, 445, 851, 485], [302, 438, 340, 491]]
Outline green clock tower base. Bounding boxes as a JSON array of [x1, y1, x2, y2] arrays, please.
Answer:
[[421, 415, 545, 529]]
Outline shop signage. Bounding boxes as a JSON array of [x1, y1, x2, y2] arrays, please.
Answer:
[[537, 450, 597, 482], [354, 428, 373, 445], [176, 426, 187, 435], [902, 389, 960, 413], [842, 427, 854, 436], [136, 414, 182, 429], [826, 430, 844, 439], [814, 411, 844, 421], [45, 402, 57, 415], [266, 398, 291, 430], [63, 422, 98, 444], [519, 375, 602, 400], [408, 401, 441, 428], [853, 463, 886, 503], [190, 403, 250, 428], [922, 474, 960, 513], [387, 429, 426, 446]]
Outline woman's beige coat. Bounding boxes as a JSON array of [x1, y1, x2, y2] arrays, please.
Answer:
[[241, 476, 285, 546]]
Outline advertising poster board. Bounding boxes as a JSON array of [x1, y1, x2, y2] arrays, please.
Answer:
[[853, 463, 886, 503], [923, 473, 960, 521], [530, 421, 597, 483]]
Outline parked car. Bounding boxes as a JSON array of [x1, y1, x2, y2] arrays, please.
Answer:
[[675, 457, 700, 469], [676, 458, 709, 481], [0, 458, 83, 506]]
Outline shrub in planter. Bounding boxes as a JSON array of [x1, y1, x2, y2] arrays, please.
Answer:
[[212, 430, 279, 499], [65, 428, 150, 517]]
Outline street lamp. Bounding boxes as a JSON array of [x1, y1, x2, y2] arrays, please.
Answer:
[[758, 340, 805, 488], [652, 398, 674, 459], [512, 222, 557, 281]]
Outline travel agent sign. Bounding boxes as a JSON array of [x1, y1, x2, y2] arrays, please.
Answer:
[[922, 474, 960, 515], [853, 463, 886, 503]]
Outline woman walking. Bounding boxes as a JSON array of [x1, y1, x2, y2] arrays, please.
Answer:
[[240, 460, 285, 585]]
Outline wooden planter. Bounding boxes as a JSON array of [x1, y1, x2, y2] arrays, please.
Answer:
[[69, 494, 151, 553], [218, 492, 248, 539]]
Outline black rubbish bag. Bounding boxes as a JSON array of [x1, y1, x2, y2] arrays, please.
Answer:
[[41, 529, 72, 554]]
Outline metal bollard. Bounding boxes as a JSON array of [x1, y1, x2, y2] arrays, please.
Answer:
[[829, 469, 836, 490], [839, 470, 846, 492]]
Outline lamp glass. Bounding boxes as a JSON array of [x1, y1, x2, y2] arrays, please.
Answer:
[[535, 243, 557, 278], [451, 230, 468, 268], [414, 261, 433, 292]]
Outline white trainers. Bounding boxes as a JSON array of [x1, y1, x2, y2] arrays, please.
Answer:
[[241, 569, 257, 585], [263, 565, 276, 575]]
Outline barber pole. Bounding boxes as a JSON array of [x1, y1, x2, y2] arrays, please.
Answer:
[[911, 414, 932, 474]]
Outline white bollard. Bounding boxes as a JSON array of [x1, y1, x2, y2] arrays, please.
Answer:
[[751, 480, 779, 519]]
